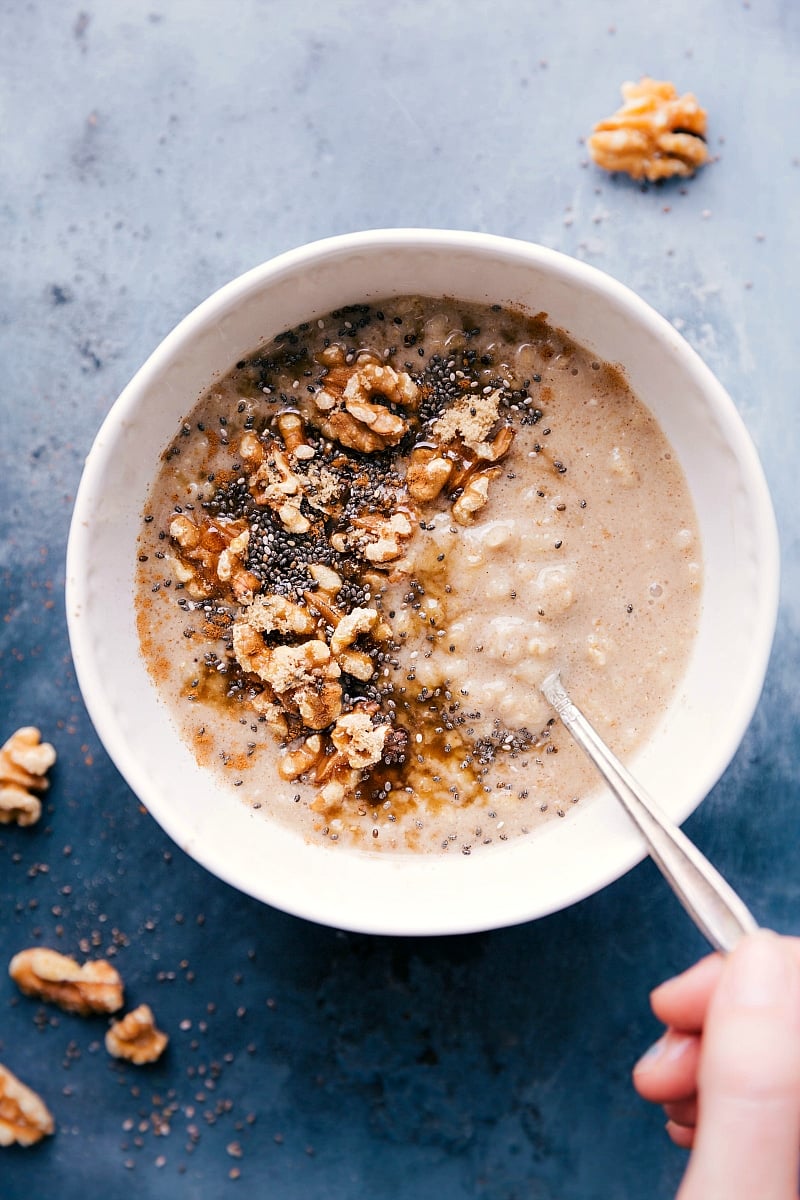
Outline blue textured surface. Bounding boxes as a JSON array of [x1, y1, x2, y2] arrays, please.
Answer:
[[1, 2, 798, 1196]]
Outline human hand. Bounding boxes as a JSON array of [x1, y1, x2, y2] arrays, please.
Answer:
[[633, 930, 800, 1200]]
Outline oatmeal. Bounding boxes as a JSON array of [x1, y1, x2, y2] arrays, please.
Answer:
[[136, 297, 702, 854]]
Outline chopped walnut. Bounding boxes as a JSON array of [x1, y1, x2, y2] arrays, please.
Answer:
[[332, 509, 416, 567], [231, 621, 273, 677], [256, 639, 339, 692], [169, 515, 259, 602], [217, 529, 258, 603], [330, 710, 390, 769], [0, 728, 56, 827], [589, 77, 709, 182], [310, 768, 362, 815], [241, 593, 316, 638], [249, 443, 312, 533], [239, 430, 266, 466], [249, 693, 289, 739], [169, 513, 201, 551], [278, 734, 323, 781], [276, 410, 315, 460], [232, 629, 343, 729], [303, 588, 344, 627], [0, 1063, 54, 1147], [9, 948, 124, 1016], [475, 423, 516, 464], [406, 447, 453, 501], [329, 606, 380, 681], [452, 470, 500, 526], [308, 562, 342, 595], [105, 1004, 168, 1065], [312, 358, 419, 452], [295, 679, 343, 730], [344, 360, 419, 411]]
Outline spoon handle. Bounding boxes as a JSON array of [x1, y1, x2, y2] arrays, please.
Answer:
[[541, 672, 759, 954]]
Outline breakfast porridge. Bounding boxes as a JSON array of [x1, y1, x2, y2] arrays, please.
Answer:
[[136, 296, 702, 854]]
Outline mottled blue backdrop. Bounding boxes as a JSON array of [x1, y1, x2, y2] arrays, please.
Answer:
[[1, 1, 798, 1196]]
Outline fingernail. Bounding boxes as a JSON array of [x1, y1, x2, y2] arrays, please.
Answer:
[[633, 1031, 694, 1073], [722, 931, 794, 1008]]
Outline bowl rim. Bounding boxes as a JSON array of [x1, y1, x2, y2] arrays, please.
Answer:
[[65, 228, 781, 935]]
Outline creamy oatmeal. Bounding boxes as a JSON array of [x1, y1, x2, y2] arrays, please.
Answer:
[[136, 296, 702, 854]]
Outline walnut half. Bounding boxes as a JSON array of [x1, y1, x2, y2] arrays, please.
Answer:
[[313, 358, 419, 453], [589, 77, 709, 182], [0, 1063, 54, 1147], [105, 1004, 168, 1065], [0, 727, 57, 827], [9, 948, 124, 1016]]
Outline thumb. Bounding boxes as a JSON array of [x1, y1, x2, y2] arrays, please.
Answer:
[[678, 931, 800, 1200]]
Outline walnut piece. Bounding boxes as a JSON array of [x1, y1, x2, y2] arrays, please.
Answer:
[[0, 1063, 54, 1147], [241, 593, 316, 638], [232, 629, 343, 729], [278, 734, 324, 781], [589, 77, 709, 182], [406, 447, 453, 501], [313, 358, 419, 452], [0, 728, 56, 827], [9, 948, 124, 1016], [452, 469, 501, 526], [276, 410, 315, 460], [329, 606, 380, 681], [105, 1004, 168, 1065], [332, 510, 415, 567], [249, 443, 312, 534], [310, 766, 362, 815], [330, 710, 390, 769], [308, 562, 342, 595], [169, 515, 260, 602]]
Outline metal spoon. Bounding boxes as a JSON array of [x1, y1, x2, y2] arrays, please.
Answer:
[[540, 671, 759, 953]]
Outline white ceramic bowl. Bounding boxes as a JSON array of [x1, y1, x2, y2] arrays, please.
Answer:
[[66, 230, 779, 935]]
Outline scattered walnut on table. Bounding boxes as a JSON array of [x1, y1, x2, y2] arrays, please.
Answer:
[[588, 77, 709, 182], [105, 1004, 168, 1065], [0, 1063, 54, 1147], [9, 948, 124, 1016], [0, 727, 57, 827]]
